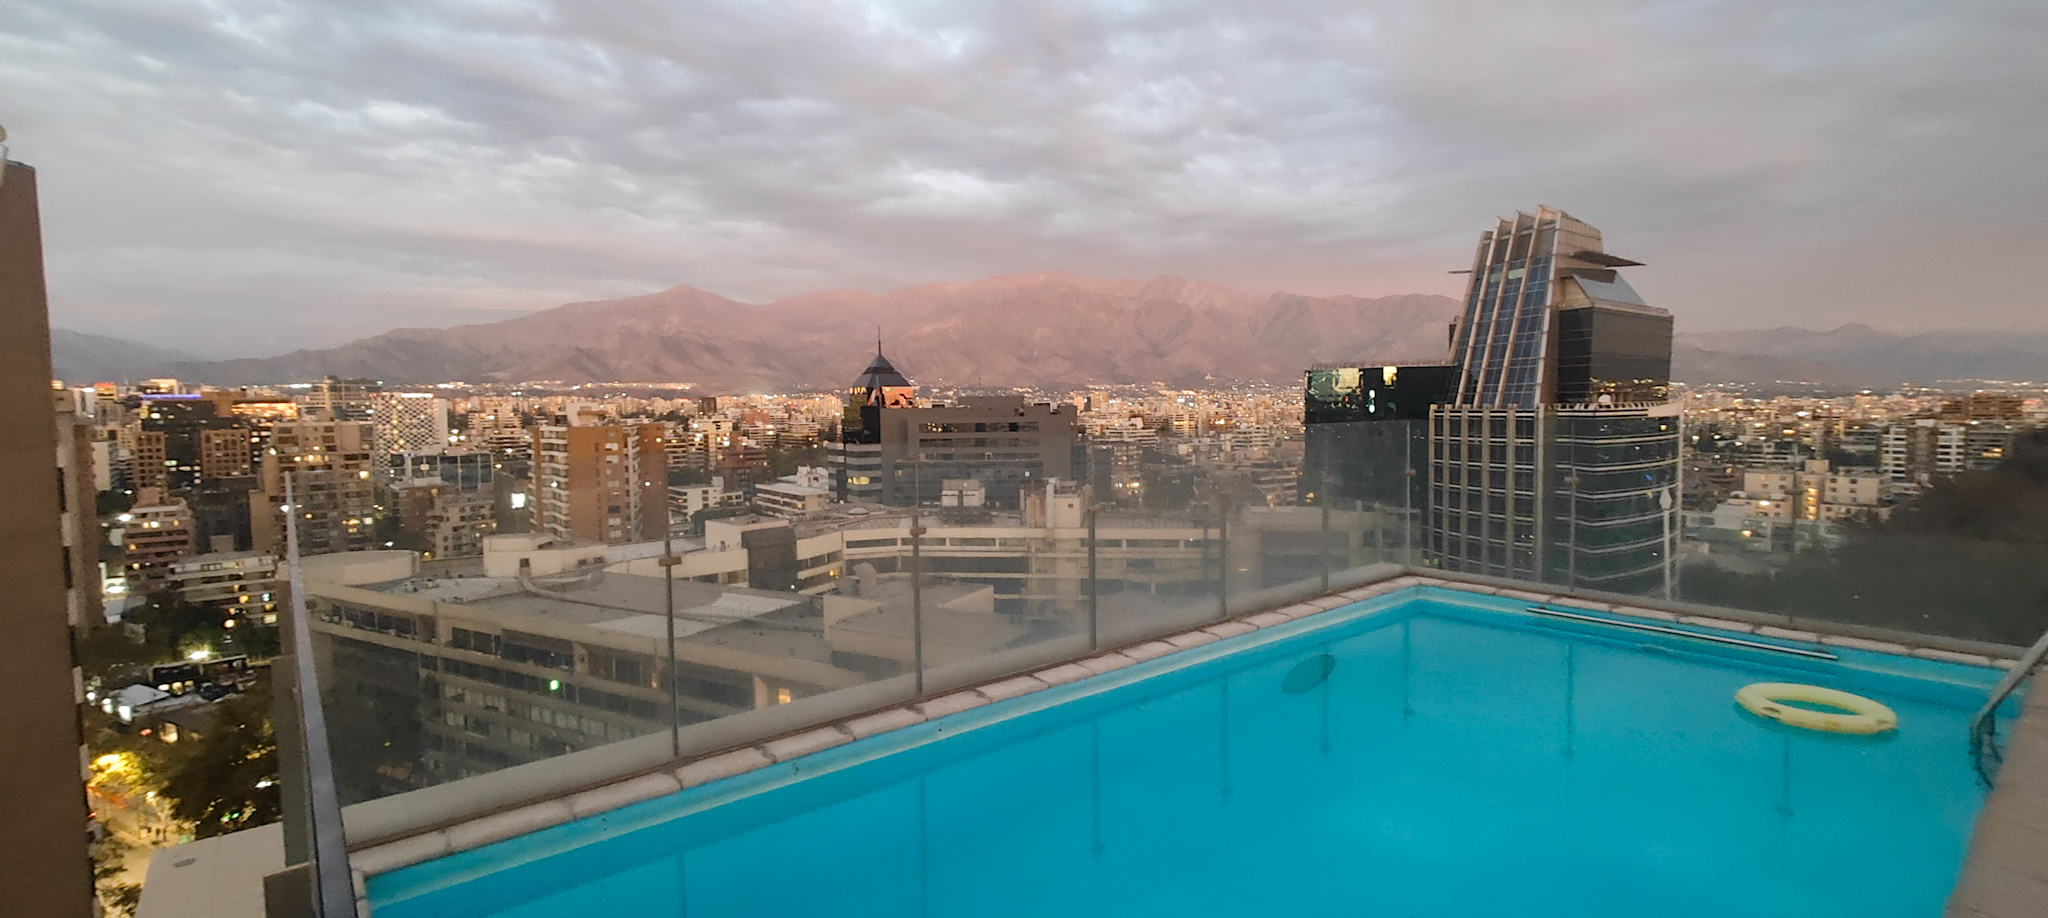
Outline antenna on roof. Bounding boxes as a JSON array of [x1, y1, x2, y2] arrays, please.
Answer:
[[876, 326, 883, 357]]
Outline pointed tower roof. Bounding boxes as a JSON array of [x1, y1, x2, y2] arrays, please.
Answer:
[[852, 347, 912, 390]]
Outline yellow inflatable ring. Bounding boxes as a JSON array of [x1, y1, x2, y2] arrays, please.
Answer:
[[1736, 682, 1897, 735]]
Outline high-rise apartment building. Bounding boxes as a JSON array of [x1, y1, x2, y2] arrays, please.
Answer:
[[1740, 460, 1887, 523], [1881, 418, 2018, 484], [392, 478, 497, 559], [530, 418, 667, 544], [254, 419, 380, 556], [135, 394, 248, 490], [122, 496, 199, 596], [827, 349, 1077, 508], [302, 375, 380, 420], [1934, 394, 2025, 422], [166, 551, 281, 624], [131, 427, 168, 491], [369, 391, 453, 455], [466, 396, 530, 453], [55, 389, 106, 629], [1424, 208, 1682, 595], [0, 153, 95, 917], [199, 425, 255, 478]]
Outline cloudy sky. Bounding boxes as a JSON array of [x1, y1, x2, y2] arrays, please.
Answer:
[[3, 0, 2043, 357]]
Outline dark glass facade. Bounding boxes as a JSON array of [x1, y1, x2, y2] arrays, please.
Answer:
[[1302, 365, 1457, 510], [1304, 364, 1458, 424], [1545, 408, 1681, 594], [1554, 305, 1674, 405]]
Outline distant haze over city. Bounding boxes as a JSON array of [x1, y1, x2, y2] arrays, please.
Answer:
[[50, 271, 2048, 392], [6, 2, 2046, 356]]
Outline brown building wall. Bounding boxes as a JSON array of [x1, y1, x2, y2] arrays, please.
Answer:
[[124, 504, 197, 595], [0, 160, 95, 916], [255, 420, 378, 556], [200, 426, 253, 478], [875, 399, 1078, 508], [534, 423, 668, 543], [132, 428, 168, 490], [56, 393, 106, 629]]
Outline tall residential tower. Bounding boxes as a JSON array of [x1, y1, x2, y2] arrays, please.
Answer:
[[0, 151, 95, 916]]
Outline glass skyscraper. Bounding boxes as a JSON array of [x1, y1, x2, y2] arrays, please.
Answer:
[[1426, 208, 1682, 596]]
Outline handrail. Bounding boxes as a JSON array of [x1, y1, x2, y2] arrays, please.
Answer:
[[1526, 606, 1839, 660], [1970, 628, 2048, 786], [284, 475, 359, 917]]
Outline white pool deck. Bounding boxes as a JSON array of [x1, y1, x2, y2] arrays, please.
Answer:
[[140, 570, 2048, 917], [1947, 683, 2048, 918]]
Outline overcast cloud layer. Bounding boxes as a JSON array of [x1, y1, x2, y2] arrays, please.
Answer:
[[3, 0, 2044, 357]]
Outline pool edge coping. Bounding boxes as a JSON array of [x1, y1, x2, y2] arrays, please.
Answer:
[[346, 570, 2033, 911]]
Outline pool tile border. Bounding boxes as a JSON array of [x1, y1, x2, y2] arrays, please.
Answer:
[[347, 569, 2023, 913]]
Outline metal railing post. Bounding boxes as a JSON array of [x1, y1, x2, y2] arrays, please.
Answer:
[[1971, 628, 2048, 784], [1217, 493, 1231, 620], [1320, 501, 1331, 593], [1086, 505, 1100, 650], [660, 527, 681, 758], [910, 509, 926, 696], [281, 473, 357, 918]]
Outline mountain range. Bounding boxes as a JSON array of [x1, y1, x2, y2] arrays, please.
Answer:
[[48, 272, 2048, 391], [49, 330, 201, 384]]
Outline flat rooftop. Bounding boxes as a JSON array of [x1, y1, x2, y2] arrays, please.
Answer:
[[358, 572, 809, 643]]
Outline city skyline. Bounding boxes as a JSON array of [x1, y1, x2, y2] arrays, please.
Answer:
[[5, 1, 2045, 356], [5, 2, 2046, 912]]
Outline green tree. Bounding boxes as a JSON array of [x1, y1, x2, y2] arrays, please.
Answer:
[[157, 685, 280, 839], [1681, 429, 2048, 646], [91, 834, 142, 917], [76, 625, 171, 689], [125, 593, 216, 657], [96, 489, 137, 518], [764, 445, 826, 478]]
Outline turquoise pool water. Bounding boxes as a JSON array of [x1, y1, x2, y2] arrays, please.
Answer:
[[369, 589, 2009, 918]]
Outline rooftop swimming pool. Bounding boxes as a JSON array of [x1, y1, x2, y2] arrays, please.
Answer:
[[366, 587, 2012, 918]]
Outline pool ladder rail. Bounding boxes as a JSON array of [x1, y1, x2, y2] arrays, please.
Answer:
[[1524, 605, 1838, 661], [1970, 627, 2048, 786]]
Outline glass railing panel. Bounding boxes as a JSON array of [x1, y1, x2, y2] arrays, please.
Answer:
[[1669, 428, 2048, 648], [298, 540, 929, 845], [307, 563, 682, 809], [287, 406, 2048, 863], [898, 513, 1091, 696], [1087, 510, 1229, 649]]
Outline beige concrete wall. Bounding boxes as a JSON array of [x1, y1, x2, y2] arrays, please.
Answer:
[[0, 160, 94, 916]]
